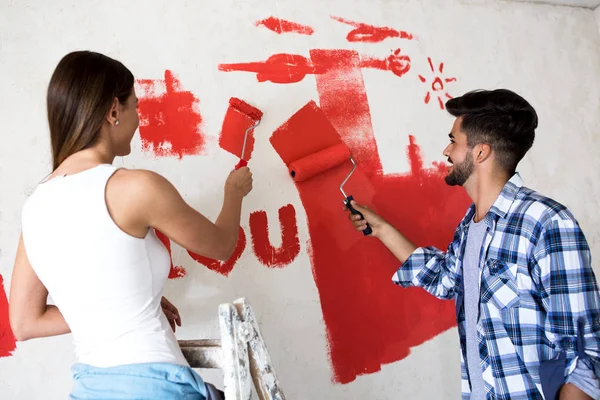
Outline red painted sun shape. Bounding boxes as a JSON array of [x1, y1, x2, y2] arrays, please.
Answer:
[[418, 57, 456, 110]]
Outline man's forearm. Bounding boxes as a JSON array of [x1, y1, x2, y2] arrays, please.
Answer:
[[377, 223, 418, 264]]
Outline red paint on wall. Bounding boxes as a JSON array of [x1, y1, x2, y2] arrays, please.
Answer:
[[249, 204, 300, 268], [418, 58, 456, 110], [137, 70, 205, 158], [310, 50, 382, 177], [219, 50, 411, 84], [360, 49, 411, 78], [0, 274, 17, 357], [188, 227, 247, 277], [331, 16, 414, 42], [256, 16, 314, 35], [154, 229, 187, 279], [219, 54, 317, 84], [270, 49, 470, 384], [219, 98, 263, 161]]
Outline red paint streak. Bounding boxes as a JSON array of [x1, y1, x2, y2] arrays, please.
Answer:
[[331, 16, 413, 42], [360, 49, 411, 78], [188, 227, 246, 276], [424, 92, 431, 104], [249, 204, 300, 268], [427, 57, 435, 72], [219, 50, 411, 84], [438, 97, 445, 110], [0, 275, 17, 357], [219, 54, 317, 84], [445, 78, 457, 83], [255, 16, 314, 35], [136, 70, 205, 158], [310, 50, 382, 177], [154, 229, 187, 279], [219, 98, 263, 161], [270, 49, 470, 384]]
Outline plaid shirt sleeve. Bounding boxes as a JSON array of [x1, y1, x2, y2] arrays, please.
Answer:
[[532, 217, 600, 375], [392, 227, 463, 300]]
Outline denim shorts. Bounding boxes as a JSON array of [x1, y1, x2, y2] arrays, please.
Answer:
[[69, 362, 208, 400]]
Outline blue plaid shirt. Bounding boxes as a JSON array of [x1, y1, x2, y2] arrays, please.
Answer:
[[393, 173, 600, 399]]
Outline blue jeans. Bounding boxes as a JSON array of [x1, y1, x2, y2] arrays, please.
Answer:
[[69, 362, 208, 400]]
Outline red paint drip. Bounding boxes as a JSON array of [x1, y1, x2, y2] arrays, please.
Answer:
[[219, 98, 263, 161], [154, 229, 187, 279], [331, 16, 413, 42], [188, 227, 246, 276], [270, 49, 470, 384], [255, 16, 314, 35], [137, 70, 205, 158], [0, 275, 17, 357], [249, 204, 300, 268]]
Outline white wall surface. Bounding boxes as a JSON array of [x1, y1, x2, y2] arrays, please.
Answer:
[[504, 0, 600, 8], [1, 1, 600, 399]]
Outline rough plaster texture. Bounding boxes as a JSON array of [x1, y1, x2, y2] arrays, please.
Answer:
[[1, 0, 600, 399]]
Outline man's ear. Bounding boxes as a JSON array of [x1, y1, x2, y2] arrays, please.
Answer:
[[474, 143, 492, 164]]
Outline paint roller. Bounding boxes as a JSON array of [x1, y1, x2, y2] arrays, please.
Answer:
[[228, 97, 263, 170], [288, 143, 373, 235]]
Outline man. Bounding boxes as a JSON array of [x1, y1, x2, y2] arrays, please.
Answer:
[[348, 89, 600, 399]]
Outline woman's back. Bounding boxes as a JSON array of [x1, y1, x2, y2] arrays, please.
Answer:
[[21, 163, 188, 367]]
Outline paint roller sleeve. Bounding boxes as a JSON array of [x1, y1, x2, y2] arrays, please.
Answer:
[[288, 143, 351, 182]]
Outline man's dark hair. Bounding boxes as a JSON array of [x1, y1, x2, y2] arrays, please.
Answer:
[[445, 89, 538, 174]]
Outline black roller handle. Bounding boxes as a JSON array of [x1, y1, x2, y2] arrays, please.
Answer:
[[344, 195, 372, 236]]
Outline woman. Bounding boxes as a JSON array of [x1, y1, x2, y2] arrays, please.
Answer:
[[9, 50, 251, 399]]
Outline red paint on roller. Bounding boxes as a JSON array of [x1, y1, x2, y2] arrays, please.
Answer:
[[288, 143, 350, 182], [255, 16, 314, 35], [154, 230, 187, 279], [270, 48, 470, 384], [188, 227, 246, 277], [137, 70, 205, 158], [330, 16, 414, 42], [219, 98, 263, 161], [0, 274, 17, 357], [250, 204, 300, 268]]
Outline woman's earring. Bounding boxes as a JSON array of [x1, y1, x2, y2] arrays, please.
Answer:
[[115, 120, 120, 126]]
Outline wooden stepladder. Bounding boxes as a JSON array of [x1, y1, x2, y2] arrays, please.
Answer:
[[178, 298, 286, 400]]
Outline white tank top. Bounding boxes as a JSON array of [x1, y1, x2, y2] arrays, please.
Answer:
[[21, 163, 189, 368]]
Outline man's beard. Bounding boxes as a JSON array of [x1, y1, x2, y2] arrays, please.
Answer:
[[445, 155, 474, 186]]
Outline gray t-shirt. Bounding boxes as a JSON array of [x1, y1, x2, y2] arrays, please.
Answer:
[[464, 218, 488, 399]]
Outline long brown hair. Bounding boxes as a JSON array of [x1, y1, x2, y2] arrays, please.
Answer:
[[47, 51, 134, 170]]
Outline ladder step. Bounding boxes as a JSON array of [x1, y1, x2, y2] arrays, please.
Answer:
[[179, 339, 223, 369]]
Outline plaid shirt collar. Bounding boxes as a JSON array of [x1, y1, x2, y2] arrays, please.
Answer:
[[458, 172, 524, 230]]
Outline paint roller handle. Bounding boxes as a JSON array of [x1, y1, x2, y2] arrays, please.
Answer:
[[235, 159, 248, 170], [344, 195, 373, 236]]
